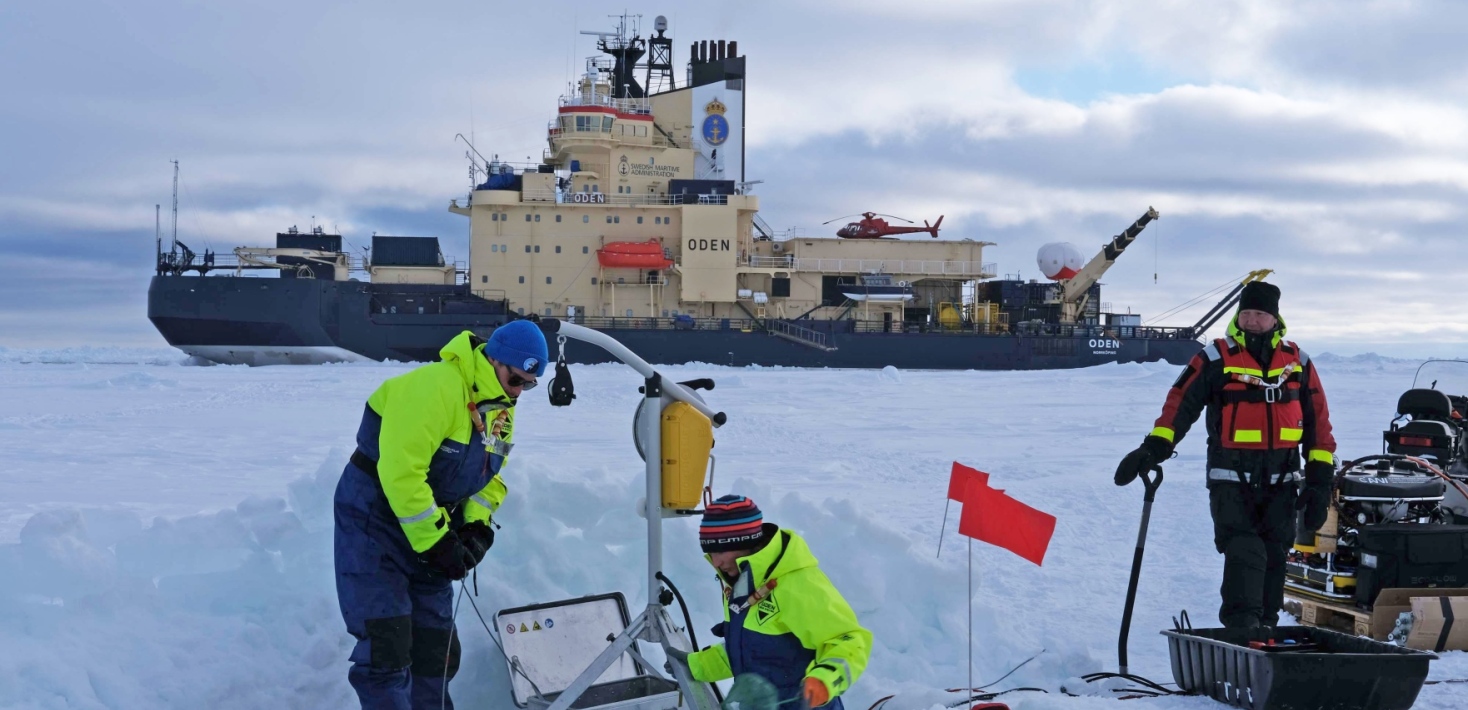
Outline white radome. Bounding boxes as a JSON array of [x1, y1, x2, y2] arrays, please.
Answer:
[[1037, 242, 1085, 281]]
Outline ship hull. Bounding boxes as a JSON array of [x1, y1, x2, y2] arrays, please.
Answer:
[[149, 277, 1201, 370]]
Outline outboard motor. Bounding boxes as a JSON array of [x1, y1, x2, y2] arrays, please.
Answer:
[[1288, 455, 1452, 602]]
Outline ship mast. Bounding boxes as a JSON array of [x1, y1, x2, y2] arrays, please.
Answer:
[[171, 160, 179, 255]]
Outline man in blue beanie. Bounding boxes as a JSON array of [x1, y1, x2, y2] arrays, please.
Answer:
[[334, 323, 547, 709]]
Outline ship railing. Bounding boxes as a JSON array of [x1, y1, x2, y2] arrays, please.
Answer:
[[525, 190, 729, 207], [787, 259, 998, 277], [765, 319, 833, 350], [570, 316, 762, 332], [849, 320, 1197, 339], [558, 94, 654, 115], [471, 289, 508, 302], [159, 252, 369, 277], [602, 276, 668, 285], [746, 255, 795, 268]]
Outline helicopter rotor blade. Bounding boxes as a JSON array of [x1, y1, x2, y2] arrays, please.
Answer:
[[822, 214, 865, 225], [872, 213, 915, 224]]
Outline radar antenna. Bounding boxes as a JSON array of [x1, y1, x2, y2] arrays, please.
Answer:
[[581, 13, 647, 98], [644, 15, 675, 94]]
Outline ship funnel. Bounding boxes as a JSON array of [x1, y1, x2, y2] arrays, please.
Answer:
[[728, 41, 737, 57], [717, 39, 726, 60]]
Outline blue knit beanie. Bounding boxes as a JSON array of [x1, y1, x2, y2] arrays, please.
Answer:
[[484, 321, 548, 376]]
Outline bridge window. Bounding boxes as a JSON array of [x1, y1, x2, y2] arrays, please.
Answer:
[[534, 214, 541, 222], [525, 245, 531, 253], [637, 216, 643, 224], [518, 276, 525, 283], [500, 244, 506, 251], [582, 246, 589, 254], [555, 245, 561, 253], [591, 277, 598, 285], [481, 275, 487, 283], [602, 116, 613, 132], [555, 215, 562, 222], [525, 214, 531, 222], [491, 245, 498, 253], [614, 216, 620, 224], [583, 215, 589, 223], [534, 245, 540, 253], [606, 216, 613, 224], [546, 277, 552, 284]]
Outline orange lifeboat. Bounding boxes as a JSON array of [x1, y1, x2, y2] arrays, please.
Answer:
[[597, 240, 672, 269]]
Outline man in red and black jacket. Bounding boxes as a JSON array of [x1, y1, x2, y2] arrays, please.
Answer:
[[1115, 281, 1336, 628]]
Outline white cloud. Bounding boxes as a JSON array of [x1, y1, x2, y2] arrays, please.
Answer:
[[1, 0, 1465, 351]]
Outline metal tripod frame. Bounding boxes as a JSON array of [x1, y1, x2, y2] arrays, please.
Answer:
[[540, 319, 726, 710]]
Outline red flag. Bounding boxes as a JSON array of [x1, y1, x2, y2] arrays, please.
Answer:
[[947, 462, 990, 501], [958, 483, 1056, 566]]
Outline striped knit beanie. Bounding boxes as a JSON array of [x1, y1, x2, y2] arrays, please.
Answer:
[[700, 495, 766, 553]]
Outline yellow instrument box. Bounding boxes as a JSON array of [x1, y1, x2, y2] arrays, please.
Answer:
[[661, 401, 713, 509]]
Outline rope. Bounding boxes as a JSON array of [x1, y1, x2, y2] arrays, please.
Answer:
[[1143, 273, 1249, 326]]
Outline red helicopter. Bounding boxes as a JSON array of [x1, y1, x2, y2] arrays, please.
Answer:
[[824, 212, 944, 239]]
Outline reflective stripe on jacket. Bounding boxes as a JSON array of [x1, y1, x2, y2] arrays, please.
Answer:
[[687, 525, 872, 703], [354, 330, 513, 552]]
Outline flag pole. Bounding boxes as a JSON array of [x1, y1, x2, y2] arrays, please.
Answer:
[[967, 535, 973, 702], [937, 499, 950, 559]]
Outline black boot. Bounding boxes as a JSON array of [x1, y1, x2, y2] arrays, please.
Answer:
[[1260, 541, 1289, 627], [1219, 535, 1267, 628]]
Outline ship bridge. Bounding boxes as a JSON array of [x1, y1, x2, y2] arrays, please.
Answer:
[[449, 17, 999, 335]]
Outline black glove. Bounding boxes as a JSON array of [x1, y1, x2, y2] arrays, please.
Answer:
[[458, 521, 495, 567], [419, 531, 475, 581], [663, 647, 690, 676], [1115, 435, 1172, 486], [1297, 460, 1335, 533]]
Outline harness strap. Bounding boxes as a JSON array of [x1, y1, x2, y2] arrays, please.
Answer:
[[729, 579, 779, 615], [1207, 468, 1303, 486], [1221, 388, 1300, 404]]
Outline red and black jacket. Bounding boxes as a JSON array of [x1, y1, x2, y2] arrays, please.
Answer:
[[1150, 318, 1335, 482]]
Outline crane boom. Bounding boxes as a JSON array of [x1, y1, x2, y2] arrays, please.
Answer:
[[1060, 207, 1160, 323]]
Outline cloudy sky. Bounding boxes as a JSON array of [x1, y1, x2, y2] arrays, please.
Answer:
[[2, 0, 1465, 357]]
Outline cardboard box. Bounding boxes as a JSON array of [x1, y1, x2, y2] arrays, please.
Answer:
[[1407, 596, 1468, 652], [1368, 587, 1468, 647]]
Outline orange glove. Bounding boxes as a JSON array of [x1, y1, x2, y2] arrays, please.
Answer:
[[802, 677, 831, 708]]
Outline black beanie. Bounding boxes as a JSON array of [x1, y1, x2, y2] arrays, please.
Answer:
[[1238, 281, 1281, 319]]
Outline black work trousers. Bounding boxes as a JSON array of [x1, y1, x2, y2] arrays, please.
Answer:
[[1208, 481, 1299, 628]]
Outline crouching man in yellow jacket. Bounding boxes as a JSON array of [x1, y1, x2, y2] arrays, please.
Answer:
[[670, 495, 872, 709]]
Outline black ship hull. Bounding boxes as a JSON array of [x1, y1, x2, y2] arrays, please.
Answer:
[[148, 276, 1201, 369]]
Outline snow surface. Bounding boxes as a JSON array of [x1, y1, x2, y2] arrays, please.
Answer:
[[0, 352, 1464, 709]]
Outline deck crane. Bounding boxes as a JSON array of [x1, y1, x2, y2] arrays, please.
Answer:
[[1059, 207, 1160, 323]]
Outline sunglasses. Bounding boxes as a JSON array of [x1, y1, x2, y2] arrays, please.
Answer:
[[498, 362, 538, 390]]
